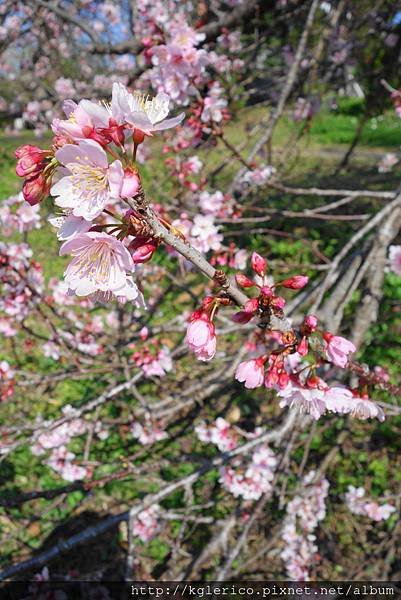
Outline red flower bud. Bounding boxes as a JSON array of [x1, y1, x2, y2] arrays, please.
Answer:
[[297, 337, 309, 356], [22, 173, 51, 205], [15, 145, 48, 178], [232, 310, 254, 324], [129, 237, 158, 263], [235, 273, 255, 288], [304, 314, 318, 332], [250, 251, 267, 276], [133, 129, 146, 145], [244, 297, 259, 313], [281, 275, 309, 289]]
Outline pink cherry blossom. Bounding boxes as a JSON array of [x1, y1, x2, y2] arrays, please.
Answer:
[[190, 214, 223, 253], [195, 417, 238, 452], [59, 232, 140, 302], [131, 422, 168, 445], [345, 485, 395, 521], [281, 471, 329, 581], [51, 139, 123, 220], [220, 445, 277, 500], [276, 380, 327, 420], [132, 505, 160, 542], [111, 83, 185, 135], [185, 311, 217, 362], [235, 358, 265, 389], [323, 333, 356, 368]]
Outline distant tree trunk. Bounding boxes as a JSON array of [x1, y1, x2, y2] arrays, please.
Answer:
[[335, 111, 369, 173]]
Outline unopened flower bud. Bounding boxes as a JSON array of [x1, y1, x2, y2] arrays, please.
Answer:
[[250, 251, 267, 276], [281, 275, 309, 289], [235, 273, 255, 288]]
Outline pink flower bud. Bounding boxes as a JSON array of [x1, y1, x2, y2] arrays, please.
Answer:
[[297, 337, 309, 356], [22, 173, 51, 205], [304, 314, 318, 332], [260, 285, 273, 297], [281, 275, 309, 289], [15, 145, 48, 178], [250, 251, 267, 276], [231, 310, 254, 324], [130, 237, 158, 263], [186, 313, 216, 362], [271, 296, 286, 309], [120, 168, 140, 199], [244, 297, 259, 313], [235, 274, 255, 288], [140, 326, 149, 341]]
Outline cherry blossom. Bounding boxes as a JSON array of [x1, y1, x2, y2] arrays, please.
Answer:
[[51, 140, 124, 221], [220, 445, 277, 500], [195, 417, 238, 452], [235, 358, 266, 389], [185, 305, 217, 362], [110, 83, 185, 136], [345, 485, 395, 522], [281, 471, 329, 581], [131, 422, 168, 445], [46, 446, 88, 482], [59, 232, 141, 302], [132, 505, 160, 542], [323, 333, 356, 368]]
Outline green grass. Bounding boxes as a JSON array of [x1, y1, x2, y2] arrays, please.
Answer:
[[310, 112, 401, 147]]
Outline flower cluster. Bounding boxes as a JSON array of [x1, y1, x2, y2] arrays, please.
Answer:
[[15, 82, 184, 304], [132, 505, 161, 542], [281, 471, 329, 580], [195, 417, 238, 452], [131, 421, 168, 446], [0, 193, 41, 235], [45, 445, 89, 482], [0, 242, 44, 333], [129, 339, 173, 378], [220, 445, 277, 501], [345, 485, 396, 522]]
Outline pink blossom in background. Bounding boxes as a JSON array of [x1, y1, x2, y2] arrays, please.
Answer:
[[389, 245, 401, 276], [0, 360, 15, 401], [195, 417, 238, 452], [54, 77, 76, 100], [131, 422, 168, 445], [0, 193, 41, 236], [190, 214, 223, 253], [201, 83, 228, 123], [377, 152, 398, 173], [132, 505, 160, 542], [281, 471, 329, 581], [241, 166, 276, 186], [220, 444, 277, 500], [345, 485, 395, 522]]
